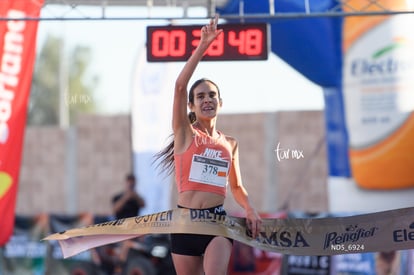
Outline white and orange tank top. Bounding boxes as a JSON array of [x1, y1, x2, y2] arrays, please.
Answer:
[[174, 128, 233, 196]]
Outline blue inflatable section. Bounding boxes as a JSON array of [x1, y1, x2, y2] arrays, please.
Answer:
[[217, 0, 351, 176]]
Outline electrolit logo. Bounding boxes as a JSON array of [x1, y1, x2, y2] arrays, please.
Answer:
[[343, 15, 414, 148], [393, 222, 414, 243], [350, 37, 413, 78]]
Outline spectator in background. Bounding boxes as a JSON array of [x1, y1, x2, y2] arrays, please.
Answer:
[[111, 173, 146, 270], [112, 173, 145, 219]]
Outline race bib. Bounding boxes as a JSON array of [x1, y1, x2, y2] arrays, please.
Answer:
[[189, 155, 229, 187]]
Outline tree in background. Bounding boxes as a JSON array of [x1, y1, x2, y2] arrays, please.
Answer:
[[27, 34, 98, 126]]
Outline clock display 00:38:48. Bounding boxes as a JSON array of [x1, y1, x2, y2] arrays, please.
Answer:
[[146, 23, 268, 62]]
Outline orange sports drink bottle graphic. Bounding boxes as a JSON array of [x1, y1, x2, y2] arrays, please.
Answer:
[[343, 0, 414, 189]]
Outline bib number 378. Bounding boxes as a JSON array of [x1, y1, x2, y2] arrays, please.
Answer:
[[189, 155, 229, 187]]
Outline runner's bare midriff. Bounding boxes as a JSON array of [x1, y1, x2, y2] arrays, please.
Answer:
[[177, 190, 225, 209]]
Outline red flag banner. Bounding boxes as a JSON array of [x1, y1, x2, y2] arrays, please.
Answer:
[[0, 0, 43, 245]]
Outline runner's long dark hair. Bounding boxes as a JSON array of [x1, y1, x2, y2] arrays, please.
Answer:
[[153, 78, 220, 176]]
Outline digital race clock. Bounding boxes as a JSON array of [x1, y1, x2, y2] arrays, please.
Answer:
[[146, 23, 268, 62]]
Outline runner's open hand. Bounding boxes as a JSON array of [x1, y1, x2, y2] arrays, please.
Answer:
[[200, 14, 223, 45]]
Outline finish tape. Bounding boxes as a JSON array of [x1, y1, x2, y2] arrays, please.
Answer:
[[44, 207, 414, 258]]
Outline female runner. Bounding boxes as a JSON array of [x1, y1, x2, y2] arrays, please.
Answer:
[[156, 14, 262, 275]]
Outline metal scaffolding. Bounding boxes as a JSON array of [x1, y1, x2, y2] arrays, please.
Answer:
[[4, 0, 414, 20]]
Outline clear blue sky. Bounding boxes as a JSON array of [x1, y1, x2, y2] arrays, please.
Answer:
[[36, 5, 324, 115]]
